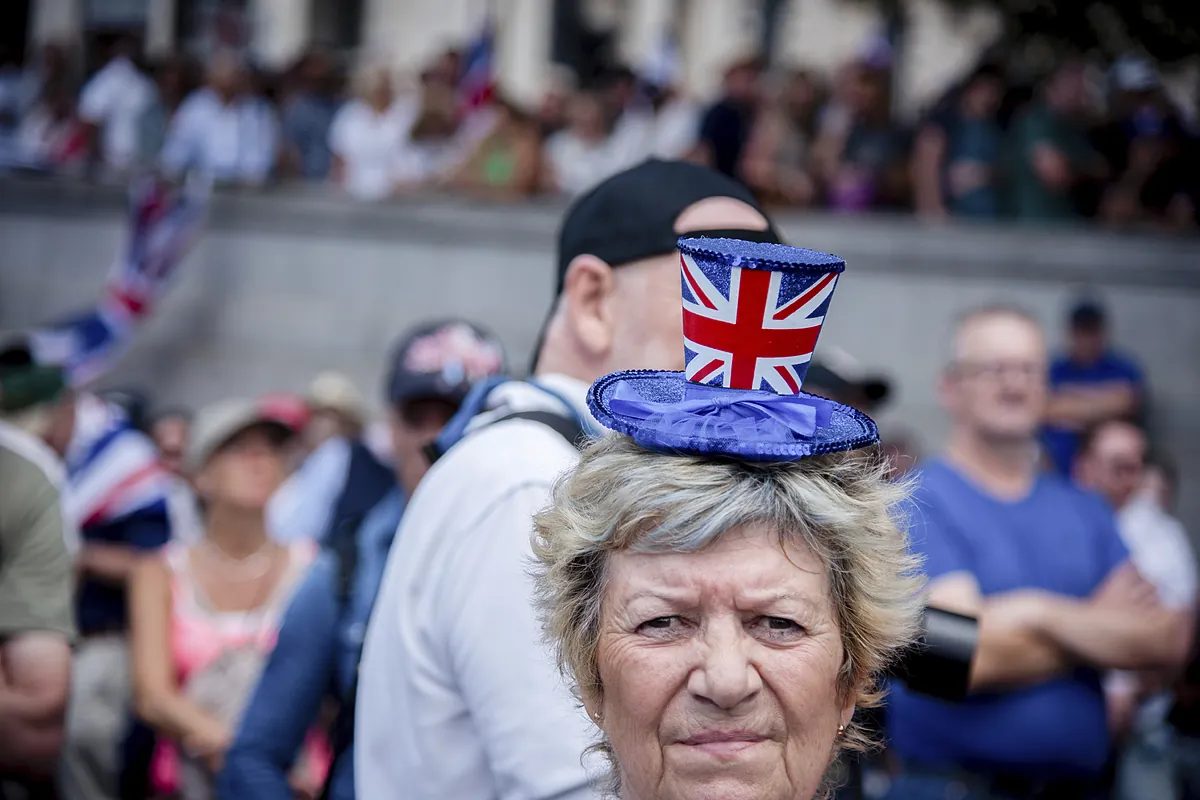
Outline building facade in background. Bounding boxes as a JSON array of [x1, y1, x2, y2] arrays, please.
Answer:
[[25, 0, 1006, 118]]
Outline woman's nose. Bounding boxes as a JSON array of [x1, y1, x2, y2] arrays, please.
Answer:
[[687, 623, 762, 711]]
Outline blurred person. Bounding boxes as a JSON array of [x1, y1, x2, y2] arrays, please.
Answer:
[[129, 400, 324, 800], [742, 68, 824, 206], [428, 47, 462, 91], [355, 160, 780, 799], [77, 35, 153, 176], [543, 90, 636, 197], [693, 56, 763, 179], [644, 82, 701, 161], [885, 307, 1188, 800], [151, 408, 203, 546], [394, 80, 467, 191], [535, 66, 575, 139], [0, 46, 28, 166], [14, 87, 88, 172], [1095, 56, 1197, 232], [913, 63, 1007, 220], [1075, 420, 1197, 800], [136, 57, 194, 167], [1007, 58, 1107, 223], [160, 51, 279, 186], [813, 61, 907, 212], [601, 65, 655, 167], [151, 409, 191, 478], [0, 362, 74, 794], [1042, 298, 1144, 475], [446, 95, 541, 199], [266, 373, 386, 544], [48, 388, 176, 800], [280, 49, 340, 181], [329, 63, 416, 201], [221, 320, 506, 800]]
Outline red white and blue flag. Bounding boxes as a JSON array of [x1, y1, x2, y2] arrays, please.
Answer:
[[457, 17, 495, 114], [681, 252, 838, 395], [28, 176, 209, 388]]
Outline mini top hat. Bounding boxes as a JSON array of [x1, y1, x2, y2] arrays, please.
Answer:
[[587, 237, 878, 460]]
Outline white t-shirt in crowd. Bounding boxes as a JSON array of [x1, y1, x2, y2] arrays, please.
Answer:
[[78, 56, 153, 170], [328, 98, 418, 201], [355, 374, 597, 800], [160, 88, 278, 182], [1105, 495, 1198, 726], [650, 99, 701, 159], [1117, 496, 1197, 609], [545, 130, 631, 198]]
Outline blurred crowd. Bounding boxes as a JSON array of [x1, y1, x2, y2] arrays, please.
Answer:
[[1, 34, 1198, 231]]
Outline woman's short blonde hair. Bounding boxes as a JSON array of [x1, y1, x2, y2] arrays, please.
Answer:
[[532, 434, 924, 787]]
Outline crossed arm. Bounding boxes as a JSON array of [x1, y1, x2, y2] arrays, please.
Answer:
[[930, 562, 1191, 693]]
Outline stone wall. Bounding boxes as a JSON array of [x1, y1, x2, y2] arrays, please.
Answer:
[[3, 178, 1199, 531]]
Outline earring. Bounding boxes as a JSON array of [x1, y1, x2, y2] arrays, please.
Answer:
[[590, 709, 603, 725], [837, 724, 845, 736]]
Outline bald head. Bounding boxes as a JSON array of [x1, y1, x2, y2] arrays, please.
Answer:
[[539, 195, 769, 382]]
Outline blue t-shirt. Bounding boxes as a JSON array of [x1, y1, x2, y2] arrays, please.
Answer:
[[1042, 350, 1144, 474], [887, 459, 1129, 777]]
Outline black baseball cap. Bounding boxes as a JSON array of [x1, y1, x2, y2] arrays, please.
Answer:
[[555, 159, 781, 295], [386, 320, 507, 407]]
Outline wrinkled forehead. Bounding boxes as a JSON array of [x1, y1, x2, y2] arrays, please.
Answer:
[[604, 524, 831, 610]]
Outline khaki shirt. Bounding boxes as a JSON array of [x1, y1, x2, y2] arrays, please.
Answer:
[[0, 421, 76, 640]]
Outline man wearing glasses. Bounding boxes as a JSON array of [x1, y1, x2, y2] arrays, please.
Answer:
[[883, 307, 1188, 800]]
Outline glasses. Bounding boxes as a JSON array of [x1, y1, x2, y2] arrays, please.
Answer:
[[954, 360, 1046, 381]]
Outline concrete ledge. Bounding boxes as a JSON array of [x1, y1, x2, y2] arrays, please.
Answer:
[[3, 176, 1198, 289]]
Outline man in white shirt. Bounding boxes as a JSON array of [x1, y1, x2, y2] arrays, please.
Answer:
[[160, 51, 278, 185], [355, 159, 782, 799], [78, 38, 153, 175], [1075, 418, 1198, 800]]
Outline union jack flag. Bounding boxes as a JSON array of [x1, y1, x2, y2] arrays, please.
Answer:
[[681, 252, 838, 394]]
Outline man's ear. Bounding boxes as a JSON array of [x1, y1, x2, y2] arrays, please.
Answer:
[[561, 254, 616, 363]]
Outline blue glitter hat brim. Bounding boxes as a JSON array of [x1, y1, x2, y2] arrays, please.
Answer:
[[677, 236, 846, 274], [587, 371, 880, 462]]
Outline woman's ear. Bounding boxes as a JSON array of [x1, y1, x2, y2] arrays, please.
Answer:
[[560, 254, 616, 364]]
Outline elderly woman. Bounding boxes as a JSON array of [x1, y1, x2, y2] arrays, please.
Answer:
[[533, 237, 924, 800]]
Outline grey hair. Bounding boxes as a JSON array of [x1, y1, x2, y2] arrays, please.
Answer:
[[532, 434, 925, 797]]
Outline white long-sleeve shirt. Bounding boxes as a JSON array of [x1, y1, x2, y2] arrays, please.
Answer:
[[355, 374, 599, 800]]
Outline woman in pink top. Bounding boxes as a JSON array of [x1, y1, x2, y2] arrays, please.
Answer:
[[129, 399, 327, 799]]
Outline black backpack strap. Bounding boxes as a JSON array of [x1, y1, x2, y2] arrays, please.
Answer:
[[488, 409, 586, 447]]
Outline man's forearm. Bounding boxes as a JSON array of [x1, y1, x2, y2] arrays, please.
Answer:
[[78, 542, 141, 585], [969, 610, 1073, 692], [1040, 597, 1187, 671]]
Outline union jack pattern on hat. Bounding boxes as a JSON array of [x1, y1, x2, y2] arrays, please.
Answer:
[[588, 236, 878, 461]]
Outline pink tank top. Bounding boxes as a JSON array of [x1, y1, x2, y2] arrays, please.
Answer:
[[151, 540, 328, 795]]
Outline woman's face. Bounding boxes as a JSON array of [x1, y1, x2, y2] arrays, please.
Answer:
[[596, 523, 851, 800], [197, 426, 286, 512]]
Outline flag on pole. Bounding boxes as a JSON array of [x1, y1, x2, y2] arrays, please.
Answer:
[[458, 14, 495, 114]]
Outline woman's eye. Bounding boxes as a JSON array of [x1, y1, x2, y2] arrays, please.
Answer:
[[755, 616, 805, 639], [638, 616, 683, 635]]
